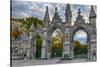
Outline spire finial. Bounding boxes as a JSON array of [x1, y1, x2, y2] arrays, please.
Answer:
[[43, 6, 50, 27], [65, 4, 72, 24], [65, 4, 72, 17], [46, 6, 48, 10], [55, 7, 57, 13], [89, 5, 96, 18], [78, 8, 81, 15], [91, 5, 93, 9]]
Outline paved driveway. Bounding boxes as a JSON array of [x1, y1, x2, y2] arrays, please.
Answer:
[[11, 58, 93, 67]]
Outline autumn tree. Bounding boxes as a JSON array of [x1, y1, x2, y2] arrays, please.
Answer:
[[11, 27, 22, 39], [73, 40, 88, 55], [51, 35, 63, 57], [11, 16, 44, 40]]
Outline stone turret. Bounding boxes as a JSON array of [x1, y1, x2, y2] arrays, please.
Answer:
[[43, 6, 50, 28], [89, 6, 96, 19], [89, 6, 96, 60], [89, 5, 96, 33], [65, 4, 72, 26]]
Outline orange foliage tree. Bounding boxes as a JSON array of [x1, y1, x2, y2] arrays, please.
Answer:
[[11, 30, 22, 39]]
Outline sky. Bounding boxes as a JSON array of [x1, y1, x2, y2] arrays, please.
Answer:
[[73, 30, 87, 44], [52, 29, 87, 44], [11, 1, 96, 44], [11, 1, 96, 23]]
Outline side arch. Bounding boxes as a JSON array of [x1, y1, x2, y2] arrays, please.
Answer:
[[30, 32, 43, 59], [71, 25, 90, 42], [71, 25, 90, 59]]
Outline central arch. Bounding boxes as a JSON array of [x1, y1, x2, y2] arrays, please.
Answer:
[[51, 29, 63, 58], [47, 24, 66, 58], [71, 25, 90, 59]]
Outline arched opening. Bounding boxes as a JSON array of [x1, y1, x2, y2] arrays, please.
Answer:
[[73, 29, 88, 59], [34, 34, 43, 59], [51, 29, 63, 58]]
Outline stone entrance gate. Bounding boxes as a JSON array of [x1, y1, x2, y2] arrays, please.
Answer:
[[29, 4, 96, 60], [11, 4, 96, 61]]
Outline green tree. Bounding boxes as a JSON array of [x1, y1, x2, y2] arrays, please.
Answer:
[[35, 34, 42, 58], [19, 16, 44, 30], [73, 40, 88, 55]]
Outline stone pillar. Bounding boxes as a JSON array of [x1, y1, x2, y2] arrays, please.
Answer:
[[89, 41, 96, 61], [30, 39, 36, 59], [29, 32, 35, 59], [70, 44, 74, 59], [47, 51, 50, 59], [41, 40, 47, 59], [87, 41, 90, 61], [41, 29, 48, 59], [88, 34, 97, 61], [62, 41, 70, 59], [26, 48, 31, 59], [46, 40, 51, 59]]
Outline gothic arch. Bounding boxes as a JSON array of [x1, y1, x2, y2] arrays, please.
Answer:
[[71, 25, 91, 59], [31, 32, 43, 46], [47, 23, 66, 57], [30, 32, 43, 59], [47, 24, 65, 40], [71, 25, 90, 42]]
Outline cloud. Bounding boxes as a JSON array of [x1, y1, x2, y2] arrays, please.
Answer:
[[12, 1, 32, 18], [71, 4, 92, 24], [11, 1, 96, 24], [74, 30, 87, 44], [11, 1, 45, 19]]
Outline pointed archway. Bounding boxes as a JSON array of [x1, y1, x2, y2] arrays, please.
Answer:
[[73, 30, 88, 58], [51, 29, 63, 58], [34, 34, 43, 59], [47, 23, 66, 58], [71, 25, 90, 59]]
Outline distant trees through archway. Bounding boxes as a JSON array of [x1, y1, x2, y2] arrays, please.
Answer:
[[73, 30, 88, 59]]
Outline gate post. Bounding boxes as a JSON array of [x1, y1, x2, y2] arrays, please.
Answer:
[[62, 41, 70, 59], [41, 40, 47, 59]]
